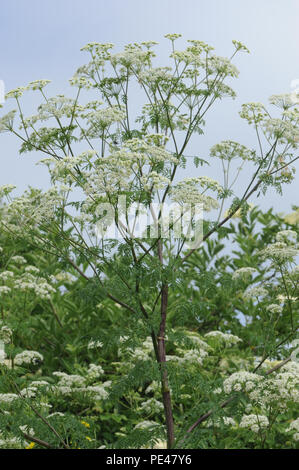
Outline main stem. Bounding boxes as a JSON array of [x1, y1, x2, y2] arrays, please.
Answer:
[[158, 283, 175, 448]]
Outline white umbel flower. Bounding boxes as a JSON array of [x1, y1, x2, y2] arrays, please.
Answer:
[[239, 414, 269, 433]]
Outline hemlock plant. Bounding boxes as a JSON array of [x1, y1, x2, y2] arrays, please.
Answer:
[[0, 35, 298, 449]]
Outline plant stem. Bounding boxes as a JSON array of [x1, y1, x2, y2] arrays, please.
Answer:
[[158, 283, 175, 448]]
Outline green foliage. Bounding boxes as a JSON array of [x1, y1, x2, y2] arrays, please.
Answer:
[[0, 207, 298, 449]]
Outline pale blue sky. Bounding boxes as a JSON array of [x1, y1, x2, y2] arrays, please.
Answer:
[[1, 0, 299, 214]]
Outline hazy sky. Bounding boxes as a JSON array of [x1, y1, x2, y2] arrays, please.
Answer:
[[1, 0, 299, 214]]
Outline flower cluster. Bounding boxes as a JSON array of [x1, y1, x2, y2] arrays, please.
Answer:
[[286, 418, 299, 441], [248, 361, 299, 411], [139, 398, 164, 415], [222, 371, 263, 394], [239, 414, 269, 433], [14, 350, 44, 366], [260, 241, 299, 264], [0, 326, 13, 344], [232, 267, 257, 280], [205, 330, 242, 347], [171, 177, 221, 211], [210, 140, 256, 162]]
